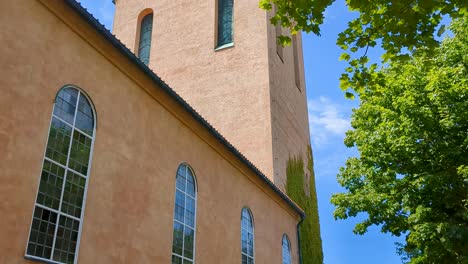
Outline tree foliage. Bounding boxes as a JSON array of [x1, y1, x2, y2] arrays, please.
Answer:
[[259, 0, 467, 96], [331, 18, 468, 263]]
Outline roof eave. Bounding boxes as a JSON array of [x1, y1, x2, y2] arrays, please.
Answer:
[[63, 0, 305, 219]]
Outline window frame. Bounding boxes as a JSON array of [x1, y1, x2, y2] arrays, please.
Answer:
[[241, 207, 255, 264], [137, 11, 154, 65], [171, 163, 198, 264], [24, 85, 97, 264], [215, 0, 234, 49]]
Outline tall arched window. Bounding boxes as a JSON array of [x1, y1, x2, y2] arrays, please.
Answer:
[[26, 86, 96, 264], [217, 0, 233, 47], [138, 13, 153, 65], [282, 234, 292, 264], [241, 208, 254, 264], [171, 164, 197, 264]]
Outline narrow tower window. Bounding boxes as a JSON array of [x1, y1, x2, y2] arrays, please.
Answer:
[[274, 5, 283, 61], [241, 208, 254, 264], [217, 0, 234, 47], [282, 235, 292, 264], [138, 13, 153, 65], [292, 34, 301, 90], [26, 86, 96, 264], [172, 164, 197, 264]]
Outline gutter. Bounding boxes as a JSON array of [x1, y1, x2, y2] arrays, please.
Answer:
[[297, 215, 305, 264], [62, 0, 305, 218]]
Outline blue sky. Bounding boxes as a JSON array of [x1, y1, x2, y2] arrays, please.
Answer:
[[78, 0, 402, 263]]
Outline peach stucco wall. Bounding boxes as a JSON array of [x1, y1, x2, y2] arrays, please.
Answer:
[[0, 1, 300, 263], [113, 0, 275, 180]]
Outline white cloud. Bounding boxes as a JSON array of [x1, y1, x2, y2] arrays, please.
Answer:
[[308, 96, 352, 147]]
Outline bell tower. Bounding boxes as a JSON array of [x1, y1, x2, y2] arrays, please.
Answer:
[[112, 0, 311, 190]]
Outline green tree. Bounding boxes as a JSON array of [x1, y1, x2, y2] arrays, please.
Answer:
[[331, 18, 468, 264], [259, 0, 467, 97]]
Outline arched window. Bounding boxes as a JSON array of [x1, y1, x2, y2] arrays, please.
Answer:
[[217, 0, 233, 47], [282, 234, 292, 264], [26, 86, 96, 264], [138, 13, 153, 65], [171, 164, 197, 264], [241, 207, 254, 264]]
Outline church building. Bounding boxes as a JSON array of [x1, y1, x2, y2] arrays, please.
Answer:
[[0, 0, 321, 263]]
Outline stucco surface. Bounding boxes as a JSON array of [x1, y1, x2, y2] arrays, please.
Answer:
[[0, 1, 300, 263]]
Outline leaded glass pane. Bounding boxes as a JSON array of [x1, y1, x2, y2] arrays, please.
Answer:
[[61, 172, 86, 218], [242, 254, 248, 264], [172, 255, 183, 264], [46, 118, 72, 165], [241, 208, 253, 231], [217, 0, 233, 46], [241, 229, 248, 253], [27, 207, 57, 259], [176, 166, 186, 192], [75, 95, 94, 136], [247, 233, 254, 256], [184, 196, 195, 228], [68, 130, 92, 175], [52, 216, 79, 264], [186, 170, 195, 197], [53, 88, 78, 125], [138, 13, 153, 65], [172, 222, 184, 256], [183, 227, 194, 259], [175, 190, 185, 223], [36, 160, 65, 210]]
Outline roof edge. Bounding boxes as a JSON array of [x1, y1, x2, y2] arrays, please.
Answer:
[[64, 0, 305, 219]]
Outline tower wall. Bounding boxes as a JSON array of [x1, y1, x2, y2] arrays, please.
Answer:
[[113, 0, 275, 178], [266, 13, 311, 189], [113, 0, 311, 188]]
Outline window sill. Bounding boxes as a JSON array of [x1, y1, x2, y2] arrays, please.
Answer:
[[215, 42, 234, 51], [25, 255, 62, 264]]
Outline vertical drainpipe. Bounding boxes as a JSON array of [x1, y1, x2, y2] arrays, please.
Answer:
[[297, 215, 305, 264]]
